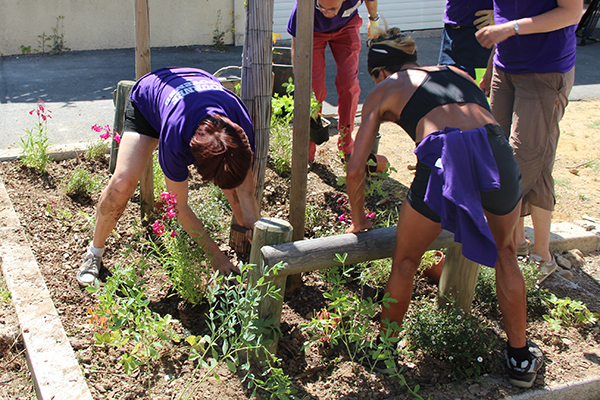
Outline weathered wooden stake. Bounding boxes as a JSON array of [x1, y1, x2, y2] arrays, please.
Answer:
[[135, 0, 154, 222], [248, 218, 293, 358], [109, 80, 135, 174], [437, 242, 480, 313]]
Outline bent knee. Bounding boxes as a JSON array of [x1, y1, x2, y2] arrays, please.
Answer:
[[105, 174, 139, 201]]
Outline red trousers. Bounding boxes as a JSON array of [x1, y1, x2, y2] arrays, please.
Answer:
[[309, 14, 362, 160]]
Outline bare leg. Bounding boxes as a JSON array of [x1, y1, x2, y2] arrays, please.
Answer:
[[380, 201, 442, 332], [485, 203, 527, 349], [529, 205, 553, 261], [92, 132, 158, 248]]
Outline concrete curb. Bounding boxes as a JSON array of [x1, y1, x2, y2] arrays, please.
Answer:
[[0, 179, 93, 400], [0, 149, 599, 399]]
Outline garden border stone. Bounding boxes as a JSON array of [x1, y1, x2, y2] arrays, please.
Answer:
[[0, 178, 93, 400], [0, 148, 599, 399]]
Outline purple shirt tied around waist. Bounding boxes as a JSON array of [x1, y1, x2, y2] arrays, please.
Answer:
[[287, 0, 373, 36], [493, 0, 577, 74], [130, 67, 255, 183], [415, 126, 500, 268], [443, 0, 493, 26]]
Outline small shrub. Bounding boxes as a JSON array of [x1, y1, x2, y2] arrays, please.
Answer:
[[405, 299, 498, 381], [65, 166, 103, 198]]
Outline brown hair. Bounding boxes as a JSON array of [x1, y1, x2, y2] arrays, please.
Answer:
[[190, 114, 252, 190]]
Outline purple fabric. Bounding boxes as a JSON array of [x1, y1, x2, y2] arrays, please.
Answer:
[[287, 0, 373, 36], [443, 0, 493, 26], [130, 67, 255, 183], [493, 0, 577, 74], [415, 126, 501, 268]]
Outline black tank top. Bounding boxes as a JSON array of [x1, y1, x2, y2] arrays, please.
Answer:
[[396, 66, 491, 141]]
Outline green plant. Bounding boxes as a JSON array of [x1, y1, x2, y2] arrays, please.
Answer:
[[20, 45, 31, 54], [65, 166, 104, 198], [0, 277, 11, 304], [86, 261, 181, 375], [20, 100, 52, 173], [404, 298, 497, 381], [151, 191, 212, 306], [211, 10, 234, 51], [543, 293, 599, 332], [36, 16, 69, 54], [190, 183, 231, 238], [270, 79, 295, 175], [300, 254, 423, 398], [179, 263, 290, 399], [358, 258, 391, 290], [84, 139, 110, 161], [152, 151, 167, 201]]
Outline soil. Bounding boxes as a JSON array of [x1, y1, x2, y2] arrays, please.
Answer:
[[1, 98, 600, 400]]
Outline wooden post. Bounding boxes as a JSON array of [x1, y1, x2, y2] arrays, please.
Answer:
[[437, 242, 480, 314], [287, 0, 315, 291], [248, 218, 293, 358], [109, 81, 135, 174], [134, 0, 154, 222]]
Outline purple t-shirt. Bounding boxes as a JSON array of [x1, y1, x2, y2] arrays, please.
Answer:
[[130, 67, 255, 182], [493, 0, 577, 74], [287, 0, 373, 36], [443, 0, 493, 26]]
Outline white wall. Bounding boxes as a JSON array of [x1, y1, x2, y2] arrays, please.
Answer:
[[0, 0, 245, 56]]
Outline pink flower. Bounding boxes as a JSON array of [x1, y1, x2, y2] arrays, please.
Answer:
[[160, 191, 171, 202], [165, 208, 177, 219], [152, 220, 165, 235], [114, 133, 121, 145], [99, 131, 110, 140], [170, 231, 178, 238], [91, 124, 102, 132], [338, 214, 346, 222], [366, 212, 375, 219], [29, 109, 35, 115]]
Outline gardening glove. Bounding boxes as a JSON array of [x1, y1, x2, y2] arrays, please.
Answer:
[[474, 9, 494, 30], [367, 13, 380, 39]]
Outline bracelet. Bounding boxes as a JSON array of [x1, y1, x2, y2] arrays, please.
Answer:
[[369, 13, 380, 22], [513, 20, 519, 35]]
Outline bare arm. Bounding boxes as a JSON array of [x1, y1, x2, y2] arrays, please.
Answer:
[[346, 90, 386, 233], [222, 168, 261, 241], [476, 0, 583, 48], [166, 177, 240, 275]]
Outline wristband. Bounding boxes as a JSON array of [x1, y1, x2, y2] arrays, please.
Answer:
[[369, 13, 380, 22], [513, 20, 519, 35]]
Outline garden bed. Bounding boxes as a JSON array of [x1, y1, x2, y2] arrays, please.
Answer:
[[1, 99, 600, 399]]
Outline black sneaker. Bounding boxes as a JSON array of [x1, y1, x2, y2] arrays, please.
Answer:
[[506, 341, 544, 388]]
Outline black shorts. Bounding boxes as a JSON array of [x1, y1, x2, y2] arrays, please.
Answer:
[[408, 124, 523, 223], [123, 97, 160, 139]]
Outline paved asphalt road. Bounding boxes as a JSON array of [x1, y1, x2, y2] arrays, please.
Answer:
[[1, 28, 599, 152]]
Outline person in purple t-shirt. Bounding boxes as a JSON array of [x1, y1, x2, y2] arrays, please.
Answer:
[[438, 0, 494, 80], [287, 0, 379, 162], [76, 67, 260, 287], [476, 1, 581, 387], [476, 3, 581, 272]]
